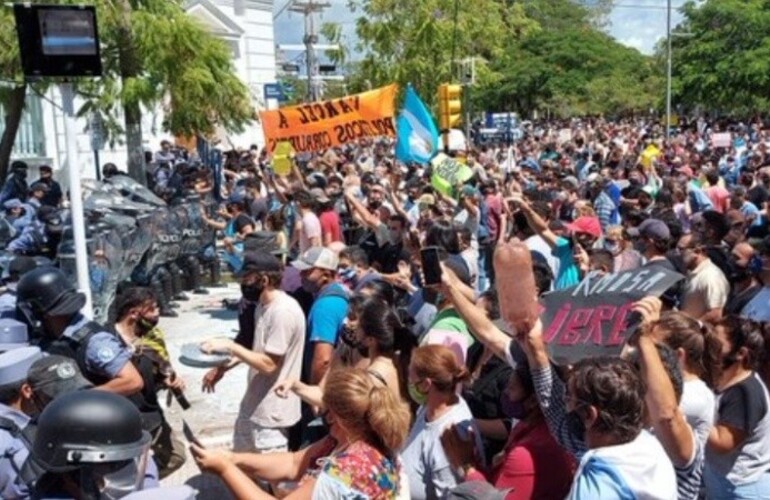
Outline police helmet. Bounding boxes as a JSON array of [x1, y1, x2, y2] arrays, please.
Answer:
[[16, 267, 86, 327], [30, 390, 151, 472]]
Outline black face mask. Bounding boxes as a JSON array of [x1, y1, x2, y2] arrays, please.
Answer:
[[369, 199, 382, 210], [729, 262, 751, 282], [241, 283, 264, 302], [137, 316, 159, 333]]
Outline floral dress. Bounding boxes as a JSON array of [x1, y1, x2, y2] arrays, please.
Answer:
[[311, 440, 401, 499]]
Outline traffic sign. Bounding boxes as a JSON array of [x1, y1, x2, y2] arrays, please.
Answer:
[[264, 83, 286, 102]]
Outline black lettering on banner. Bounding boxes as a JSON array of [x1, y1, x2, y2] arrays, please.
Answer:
[[313, 103, 326, 120], [324, 101, 340, 119], [335, 124, 345, 143], [278, 112, 289, 129], [297, 108, 309, 125], [434, 157, 462, 184]]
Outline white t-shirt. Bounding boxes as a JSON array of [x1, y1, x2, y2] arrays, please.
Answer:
[[680, 259, 729, 318], [401, 397, 484, 500], [680, 378, 715, 449], [237, 291, 306, 428], [299, 211, 322, 254]]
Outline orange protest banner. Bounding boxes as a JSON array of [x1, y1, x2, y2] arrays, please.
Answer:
[[260, 84, 398, 153]]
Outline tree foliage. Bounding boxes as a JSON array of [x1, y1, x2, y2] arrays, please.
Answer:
[[669, 0, 770, 114], [343, 0, 660, 117], [1, 0, 253, 181]]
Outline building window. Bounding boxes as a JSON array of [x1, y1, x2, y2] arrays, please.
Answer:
[[0, 93, 46, 158]]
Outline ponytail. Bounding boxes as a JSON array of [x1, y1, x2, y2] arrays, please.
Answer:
[[700, 323, 723, 389], [366, 384, 411, 456], [323, 368, 411, 457]]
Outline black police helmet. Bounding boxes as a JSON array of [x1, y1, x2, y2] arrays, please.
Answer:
[[30, 390, 151, 472], [16, 267, 85, 321]]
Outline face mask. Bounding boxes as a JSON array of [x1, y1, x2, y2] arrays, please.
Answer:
[[408, 382, 428, 406], [240, 282, 263, 302], [338, 267, 356, 283], [565, 408, 586, 440], [604, 241, 620, 255], [137, 316, 158, 333], [729, 261, 751, 282], [369, 199, 382, 210], [633, 239, 647, 254], [501, 392, 528, 420], [301, 276, 321, 294], [389, 230, 401, 245]]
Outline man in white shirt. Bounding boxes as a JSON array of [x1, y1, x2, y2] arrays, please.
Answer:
[[677, 233, 730, 322], [201, 252, 306, 453]]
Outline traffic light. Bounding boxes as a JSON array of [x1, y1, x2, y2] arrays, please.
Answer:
[[438, 83, 462, 131]]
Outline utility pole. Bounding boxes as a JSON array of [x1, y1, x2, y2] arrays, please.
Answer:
[[665, 0, 672, 140], [290, 0, 331, 102]]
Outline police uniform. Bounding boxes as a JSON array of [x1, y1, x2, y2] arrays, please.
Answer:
[[0, 346, 44, 499], [59, 314, 133, 384]]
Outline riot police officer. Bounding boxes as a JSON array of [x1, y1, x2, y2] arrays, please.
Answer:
[[23, 390, 154, 498], [15, 267, 143, 395], [0, 256, 38, 319], [0, 346, 44, 499], [0, 162, 29, 207]]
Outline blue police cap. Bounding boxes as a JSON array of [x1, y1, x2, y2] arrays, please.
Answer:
[[0, 346, 43, 385], [0, 318, 29, 352]]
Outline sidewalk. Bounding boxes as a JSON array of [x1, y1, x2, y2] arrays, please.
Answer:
[[157, 283, 246, 498]]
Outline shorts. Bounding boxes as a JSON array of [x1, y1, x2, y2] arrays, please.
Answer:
[[233, 418, 289, 453]]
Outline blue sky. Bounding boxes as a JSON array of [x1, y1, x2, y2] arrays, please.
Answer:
[[273, 0, 686, 59]]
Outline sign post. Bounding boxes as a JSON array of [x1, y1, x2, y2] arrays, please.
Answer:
[[14, 4, 104, 319]]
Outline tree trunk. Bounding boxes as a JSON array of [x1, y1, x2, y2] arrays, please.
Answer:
[[0, 84, 27, 181], [116, 0, 146, 185]]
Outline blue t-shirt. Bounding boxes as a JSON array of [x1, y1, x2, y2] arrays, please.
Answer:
[[303, 283, 348, 380], [554, 237, 580, 290]]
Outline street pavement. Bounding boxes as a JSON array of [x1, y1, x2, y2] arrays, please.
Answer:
[[156, 283, 246, 498]]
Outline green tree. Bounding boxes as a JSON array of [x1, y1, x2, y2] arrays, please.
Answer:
[[1, 0, 253, 183], [346, 0, 538, 103], [669, 0, 770, 114]]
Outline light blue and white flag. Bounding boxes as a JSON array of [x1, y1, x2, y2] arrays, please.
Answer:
[[395, 85, 439, 164]]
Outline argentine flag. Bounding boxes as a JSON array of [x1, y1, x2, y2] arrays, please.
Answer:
[[396, 85, 439, 165]]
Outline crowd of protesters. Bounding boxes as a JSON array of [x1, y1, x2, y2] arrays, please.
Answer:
[[2, 115, 770, 499]]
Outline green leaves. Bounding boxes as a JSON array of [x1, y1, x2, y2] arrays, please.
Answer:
[[670, 0, 770, 113]]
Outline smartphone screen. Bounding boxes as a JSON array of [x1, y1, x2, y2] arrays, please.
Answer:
[[421, 246, 442, 286]]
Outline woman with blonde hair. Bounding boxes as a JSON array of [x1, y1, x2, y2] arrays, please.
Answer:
[[401, 344, 485, 499], [192, 368, 412, 499], [605, 224, 643, 272]]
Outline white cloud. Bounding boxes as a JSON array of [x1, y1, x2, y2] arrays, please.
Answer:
[[608, 0, 685, 55], [272, 0, 686, 59]]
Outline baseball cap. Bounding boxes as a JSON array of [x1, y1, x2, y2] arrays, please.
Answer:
[[309, 187, 330, 204], [226, 191, 246, 205], [29, 182, 49, 193], [3, 199, 22, 210], [565, 216, 602, 238], [586, 172, 603, 185], [291, 247, 339, 272], [0, 319, 29, 352], [236, 251, 283, 277], [562, 176, 579, 190], [448, 481, 510, 500], [27, 355, 92, 402], [627, 218, 670, 240], [39, 165, 53, 172], [418, 194, 436, 208]]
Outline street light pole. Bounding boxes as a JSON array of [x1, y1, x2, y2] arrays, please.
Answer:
[[666, 0, 672, 140]]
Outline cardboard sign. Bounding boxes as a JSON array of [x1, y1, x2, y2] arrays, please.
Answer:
[[430, 153, 473, 197], [558, 128, 572, 144], [712, 132, 731, 148], [539, 267, 684, 364], [260, 85, 398, 153], [640, 144, 660, 170], [272, 141, 294, 177]]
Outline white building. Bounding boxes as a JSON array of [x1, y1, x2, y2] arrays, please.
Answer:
[[1, 0, 276, 186]]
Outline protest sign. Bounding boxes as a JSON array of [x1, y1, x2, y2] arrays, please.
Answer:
[[272, 141, 294, 177], [558, 128, 572, 144], [640, 144, 661, 170], [430, 153, 473, 197], [712, 132, 731, 148], [260, 84, 398, 153], [539, 266, 683, 363]]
